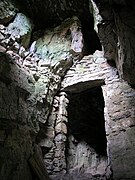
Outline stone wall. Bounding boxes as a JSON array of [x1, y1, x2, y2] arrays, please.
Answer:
[[90, 0, 135, 85], [0, 5, 84, 179], [41, 92, 68, 179], [44, 51, 135, 179], [1, 1, 135, 180], [44, 89, 109, 180]]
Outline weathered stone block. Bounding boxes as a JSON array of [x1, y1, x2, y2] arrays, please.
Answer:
[[35, 17, 83, 62]]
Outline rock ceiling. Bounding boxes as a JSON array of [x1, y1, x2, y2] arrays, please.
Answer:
[[6, 0, 135, 84], [12, 0, 93, 29]]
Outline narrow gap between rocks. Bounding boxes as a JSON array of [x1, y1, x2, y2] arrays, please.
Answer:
[[67, 86, 107, 156], [79, 17, 102, 55], [82, 27, 102, 55]]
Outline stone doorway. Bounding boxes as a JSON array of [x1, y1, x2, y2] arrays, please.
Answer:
[[66, 86, 108, 175], [43, 84, 109, 178]]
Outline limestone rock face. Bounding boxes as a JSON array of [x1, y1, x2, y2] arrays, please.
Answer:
[[90, 0, 117, 62], [6, 13, 33, 48], [35, 16, 83, 62], [90, 0, 135, 85]]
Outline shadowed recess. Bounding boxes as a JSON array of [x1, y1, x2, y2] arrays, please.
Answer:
[[67, 86, 107, 155]]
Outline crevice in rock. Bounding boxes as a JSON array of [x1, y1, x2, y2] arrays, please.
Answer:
[[82, 28, 102, 55], [81, 23, 102, 55], [107, 59, 116, 68], [79, 15, 102, 55]]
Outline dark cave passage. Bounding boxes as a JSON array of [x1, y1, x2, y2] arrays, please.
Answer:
[[82, 29, 102, 55], [81, 21, 102, 55], [67, 86, 107, 156]]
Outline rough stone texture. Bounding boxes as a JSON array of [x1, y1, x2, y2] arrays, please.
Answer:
[[0, 10, 84, 179], [102, 81, 135, 180], [90, 0, 135, 85], [61, 50, 135, 180], [67, 138, 107, 175], [35, 16, 83, 61], [44, 89, 109, 180], [108, 127, 135, 180], [90, 0, 117, 62], [0, 0, 18, 24], [0, 123, 33, 180], [43, 51, 111, 179], [1, 1, 135, 180], [0, 40, 53, 178], [6, 13, 33, 48], [0, 15, 83, 121], [61, 51, 118, 92], [42, 93, 68, 176]]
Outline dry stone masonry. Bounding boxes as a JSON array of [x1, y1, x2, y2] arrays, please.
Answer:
[[0, 0, 135, 180], [65, 51, 135, 179], [43, 50, 135, 179]]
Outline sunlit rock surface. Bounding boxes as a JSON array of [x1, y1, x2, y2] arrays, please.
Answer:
[[35, 16, 83, 62], [6, 13, 33, 48]]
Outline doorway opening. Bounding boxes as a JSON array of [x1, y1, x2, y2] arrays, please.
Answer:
[[67, 86, 107, 156]]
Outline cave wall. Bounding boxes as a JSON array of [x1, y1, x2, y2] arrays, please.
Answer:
[[0, 1, 84, 179], [45, 51, 135, 179], [90, 2, 135, 178], [0, 0, 135, 180], [91, 0, 135, 85]]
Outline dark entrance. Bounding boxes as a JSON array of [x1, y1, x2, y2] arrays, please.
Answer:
[[67, 86, 107, 156]]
